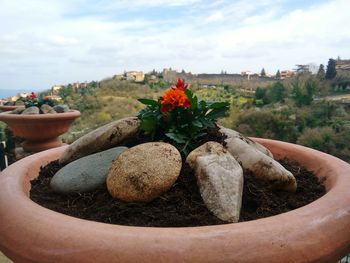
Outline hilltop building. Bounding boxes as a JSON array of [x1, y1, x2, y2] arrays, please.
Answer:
[[280, 70, 294, 79], [126, 71, 145, 82], [336, 59, 350, 72], [72, 81, 88, 92], [241, 71, 254, 80], [51, 85, 63, 93]]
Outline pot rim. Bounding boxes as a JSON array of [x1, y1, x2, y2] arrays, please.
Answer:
[[0, 139, 349, 262], [0, 109, 81, 121]]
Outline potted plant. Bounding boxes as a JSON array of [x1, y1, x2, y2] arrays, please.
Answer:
[[0, 81, 349, 262], [0, 92, 80, 152]]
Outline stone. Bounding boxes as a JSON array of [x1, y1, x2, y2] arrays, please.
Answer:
[[11, 106, 25, 114], [40, 104, 56, 114], [225, 136, 297, 192], [218, 126, 273, 158], [186, 142, 243, 223], [15, 100, 25, 106], [107, 142, 182, 202], [21, 106, 39, 115], [59, 117, 140, 164], [50, 146, 128, 193], [53, 104, 70, 113]]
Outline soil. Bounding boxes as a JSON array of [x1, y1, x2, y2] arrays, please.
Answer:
[[30, 159, 326, 227]]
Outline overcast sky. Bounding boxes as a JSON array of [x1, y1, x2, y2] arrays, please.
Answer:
[[1, 0, 350, 90]]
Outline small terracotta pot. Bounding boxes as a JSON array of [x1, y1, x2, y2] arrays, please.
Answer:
[[0, 105, 20, 112], [0, 139, 349, 263], [0, 110, 80, 152]]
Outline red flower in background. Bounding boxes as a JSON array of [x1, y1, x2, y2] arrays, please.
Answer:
[[27, 92, 37, 99], [174, 78, 188, 91]]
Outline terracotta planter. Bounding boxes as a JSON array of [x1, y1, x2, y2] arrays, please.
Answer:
[[0, 105, 20, 112], [0, 139, 349, 263], [0, 110, 80, 152]]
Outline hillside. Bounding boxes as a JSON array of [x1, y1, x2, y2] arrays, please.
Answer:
[[60, 75, 350, 163]]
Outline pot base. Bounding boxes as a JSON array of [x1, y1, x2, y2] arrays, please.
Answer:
[[22, 138, 63, 152]]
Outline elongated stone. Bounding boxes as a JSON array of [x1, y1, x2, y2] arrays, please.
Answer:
[[218, 126, 273, 158], [59, 117, 140, 164], [225, 136, 297, 192], [186, 142, 243, 223]]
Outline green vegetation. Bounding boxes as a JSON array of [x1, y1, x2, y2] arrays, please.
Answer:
[[3, 61, 349, 163], [326, 58, 337, 80], [55, 71, 350, 162], [138, 80, 229, 155]]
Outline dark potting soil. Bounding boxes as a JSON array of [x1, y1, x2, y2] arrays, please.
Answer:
[[30, 159, 326, 227]]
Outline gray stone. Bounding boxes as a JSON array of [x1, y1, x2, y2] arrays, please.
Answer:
[[53, 104, 70, 113], [50, 146, 128, 193], [21, 106, 39, 115], [107, 142, 182, 202], [186, 142, 243, 223], [59, 117, 140, 164], [40, 104, 57, 114]]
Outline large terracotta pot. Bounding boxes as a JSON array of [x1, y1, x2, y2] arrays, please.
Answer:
[[0, 139, 349, 263], [0, 110, 80, 152]]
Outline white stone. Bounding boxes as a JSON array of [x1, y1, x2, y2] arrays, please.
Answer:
[[219, 126, 273, 158], [59, 117, 140, 164], [225, 136, 297, 192], [186, 142, 243, 223]]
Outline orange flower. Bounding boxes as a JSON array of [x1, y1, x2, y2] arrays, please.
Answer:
[[160, 88, 191, 112]]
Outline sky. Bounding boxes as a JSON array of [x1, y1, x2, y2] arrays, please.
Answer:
[[1, 0, 350, 91]]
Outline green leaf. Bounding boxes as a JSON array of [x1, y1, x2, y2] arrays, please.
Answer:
[[192, 120, 203, 128], [138, 98, 158, 106], [205, 108, 228, 119], [140, 119, 157, 133], [165, 132, 188, 144], [209, 102, 230, 109]]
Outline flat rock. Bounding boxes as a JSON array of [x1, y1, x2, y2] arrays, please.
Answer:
[[186, 142, 243, 223], [50, 146, 128, 193], [219, 126, 273, 158], [225, 136, 297, 192], [107, 142, 182, 202], [59, 117, 140, 164], [40, 104, 56, 114], [21, 106, 39, 115]]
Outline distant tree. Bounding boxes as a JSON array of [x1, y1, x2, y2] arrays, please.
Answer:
[[325, 58, 337, 80], [260, 68, 266, 77], [292, 80, 316, 107], [317, 64, 326, 79], [254, 87, 266, 104], [255, 87, 266, 100], [268, 82, 287, 103], [276, 70, 281, 79], [295, 64, 311, 75]]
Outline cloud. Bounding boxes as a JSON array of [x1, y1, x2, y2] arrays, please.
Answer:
[[0, 0, 349, 90]]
